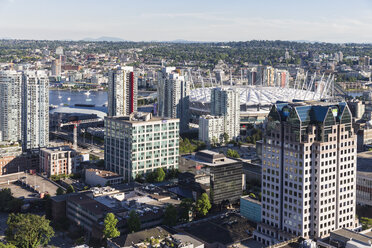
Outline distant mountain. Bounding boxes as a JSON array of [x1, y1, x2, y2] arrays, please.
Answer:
[[167, 39, 200, 43], [148, 39, 202, 43], [294, 40, 322, 44], [81, 36, 127, 42]]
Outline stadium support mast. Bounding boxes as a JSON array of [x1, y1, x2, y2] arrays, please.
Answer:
[[301, 71, 308, 91], [199, 71, 205, 89], [188, 69, 195, 89], [304, 72, 316, 99], [293, 72, 298, 90], [209, 70, 214, 87], [320, 74, 332, 99]]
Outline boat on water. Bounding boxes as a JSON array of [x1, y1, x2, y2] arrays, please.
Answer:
[[86, 98, 92, 102], [84, 91, 91, 96], [67, 97, 71, 101], [58, 95, 62, 99]]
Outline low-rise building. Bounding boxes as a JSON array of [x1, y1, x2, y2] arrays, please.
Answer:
[[240, 196, 262, 223], [40, 146, 76, 177], [85, 168, 122, 187], [356, 171, 372, 207], [67, 193, 111, 238], [357, 151, 372, 207], [51, 184, 181, 239], [178, 212, 255, 248], [347, 100, 365, 121], [317, 228, 372, 248], [107, 226, 204, 248], [0, 143, 22, 175], [0, 144, 38, 174], [179, 150, 243, 205], [356, 126, 372, 152]]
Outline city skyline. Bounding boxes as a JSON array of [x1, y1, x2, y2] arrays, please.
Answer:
[[1, 0, 372, 43]]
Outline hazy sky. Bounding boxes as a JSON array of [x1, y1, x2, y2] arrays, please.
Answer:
[[1, 0, 372, 43]]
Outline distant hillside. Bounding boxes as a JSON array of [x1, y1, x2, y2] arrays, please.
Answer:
[[81, 36, 127, 42]]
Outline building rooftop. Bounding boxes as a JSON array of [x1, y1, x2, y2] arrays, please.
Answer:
[[190, 86, 327, 108], [40, 146, 75, 153], [270, 101, 351, 125], [109, 226, 204, 248], [109, 226, 172, 247], [241, 195, 261, 205], [179, 213, 255, 246], [68, 193, 111, 216], [183, 150, 238, 167], [331, 228, 372, 245], [50, 106, 106, 119], [105, 112, 179, 124], [357, 151, 372, 173], [86, 168, 121, 179]]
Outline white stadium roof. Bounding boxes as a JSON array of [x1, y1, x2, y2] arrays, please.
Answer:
[[190, 86, 327, 106]]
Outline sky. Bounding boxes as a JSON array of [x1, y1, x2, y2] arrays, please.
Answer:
[[1, 0, 372, 43]]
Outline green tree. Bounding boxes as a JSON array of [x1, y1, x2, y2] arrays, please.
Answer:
[[226, 149, 240, 158], [0, 188, 23, 213], [163, 204, 177, 226], [196, 193, 211, 217], [66, 185, 75, 194], [249, 193, 256, 199], [0, 189, 13, 211], [135, 173, 145, 183], [127, 210, 141, 233], [165, 168, 179, 180], [223, 133, 229, 144], [179, 198, 194, 221], [5, 213, 54, 248], [154, 168, 165, 182], [0, 243, 16, 248], [211, 136, 218, 147], [56, 187, 65, 195], [103, 213, 120, 239], [6, 198, 23, 213], [360, 217, 372, 230]]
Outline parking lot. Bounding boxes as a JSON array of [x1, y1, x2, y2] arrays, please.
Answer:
[[0, 172, 60, 199]]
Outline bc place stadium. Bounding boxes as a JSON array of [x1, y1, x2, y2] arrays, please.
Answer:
[[189, 75, 336, 126]]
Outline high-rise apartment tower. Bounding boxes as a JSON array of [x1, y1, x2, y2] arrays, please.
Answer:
[[254, 101, 356, 246], [108, 66, 137, 117], [22, 70, 49, 151], [0, 70, 22, 142], [157, 67, 190, 132]]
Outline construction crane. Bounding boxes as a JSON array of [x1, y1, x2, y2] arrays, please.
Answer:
[[59, 118, 103, 150]]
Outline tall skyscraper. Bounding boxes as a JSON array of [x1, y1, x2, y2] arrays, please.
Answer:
[[104, 112, 179, 182], [108, 66, 137, 117], [51, 57, 61, 77], [22, 70, 49, 151], [0, 70, 22, 142], [254, 101, 356, 246], [210, 87, 240, 141], [157, 67, 190, 132]]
